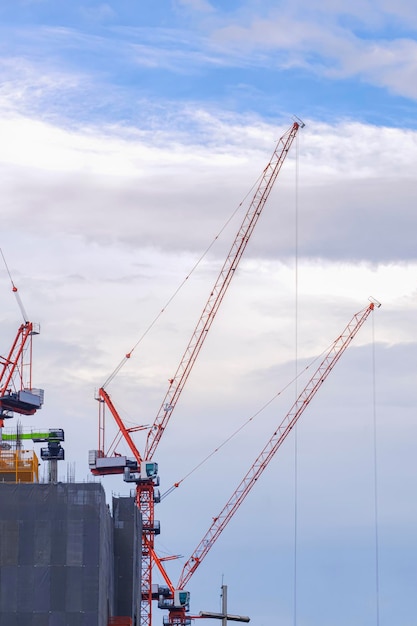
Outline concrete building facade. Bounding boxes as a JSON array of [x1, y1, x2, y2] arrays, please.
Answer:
[[0, 483, 140, 626]]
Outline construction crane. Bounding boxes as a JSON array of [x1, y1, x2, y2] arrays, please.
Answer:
[[89, 121, 303, 626], [149, 300, 380, 626], [0, 256, 44, 431], [176, 300, 380, 594], [0, 255, 45, 483], [0, 321, 44, 421], [99, 298, 379, 626]]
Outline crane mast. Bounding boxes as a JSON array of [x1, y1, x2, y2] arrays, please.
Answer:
[[89, 121, 302, 626]]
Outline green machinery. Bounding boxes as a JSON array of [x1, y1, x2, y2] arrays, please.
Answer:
[[1, 428, 64, 482]]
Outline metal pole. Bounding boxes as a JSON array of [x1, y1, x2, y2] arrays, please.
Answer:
[[222, 586, 227, 626], [199, 584, 250, 623]]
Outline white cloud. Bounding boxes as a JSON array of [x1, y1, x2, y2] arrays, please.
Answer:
[[209, 5, 417, 100], [1, 95, 416, 624], [1, 110, 416, 265], [1, 108, 415, 419]]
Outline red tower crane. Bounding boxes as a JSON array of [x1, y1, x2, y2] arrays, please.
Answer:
[[0, 274, 44, 429], [96, 298, 379, 626], [153, 299, 380, 626], [0, 323, 38, 417], [89, 121, 303, 626], [176, 300, 379, 592]]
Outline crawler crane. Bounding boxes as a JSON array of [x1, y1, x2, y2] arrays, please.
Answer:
[[89, 121, 303, 626]]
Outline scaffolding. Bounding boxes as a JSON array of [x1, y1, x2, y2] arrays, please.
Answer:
[[0, 448, 39, 483]]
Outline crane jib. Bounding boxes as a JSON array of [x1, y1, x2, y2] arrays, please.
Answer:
[[91, 121, 304, 626], [144, 122, 301, 461], [177, 300, 379, 590]]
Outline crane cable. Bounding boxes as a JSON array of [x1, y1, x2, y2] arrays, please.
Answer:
[[288, 133, 381, 624], [372, 311, 380, 626], [0, 248, 29, 323], [102, 167, 267, 390], [293, 125, 300, 626], [160, 129, 306, 499], [160, 340, 337, 500]]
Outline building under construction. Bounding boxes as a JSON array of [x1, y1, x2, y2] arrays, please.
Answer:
[[0, 481, 141, 626], [0, 273, 138, 624], [0, 124, 383, 626]]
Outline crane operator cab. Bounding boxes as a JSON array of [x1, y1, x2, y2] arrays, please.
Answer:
[[123, 460, 159, 485]]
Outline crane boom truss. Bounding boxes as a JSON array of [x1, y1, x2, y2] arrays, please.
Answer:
[[0, 321, 43, 420], [177, 301, 377, 589], [91, 122, 302, 626], [144, 121, 301, 460], [0, 322, 34, 396], [97, 387, 142, 464]]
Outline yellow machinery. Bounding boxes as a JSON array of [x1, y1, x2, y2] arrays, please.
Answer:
[[0, 448, 39, 483], [0, 428, 64, 483]]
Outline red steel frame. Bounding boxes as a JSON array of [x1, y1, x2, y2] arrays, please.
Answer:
[[95, 122, 304, 626]]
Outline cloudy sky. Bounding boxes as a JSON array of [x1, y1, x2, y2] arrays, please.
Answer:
[[1, 1, 417, 625]]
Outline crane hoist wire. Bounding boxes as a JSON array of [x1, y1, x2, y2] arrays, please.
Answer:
[[0, 248, 29, 323], [176, 299, 380, 590], [92, 121, 304, 626], [101, 168, 266, 390], [160, 338, 342, 500]]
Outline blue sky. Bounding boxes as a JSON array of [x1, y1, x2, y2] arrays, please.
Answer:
[[2, 0, 417, 129], [1, 2, 417, 626]]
